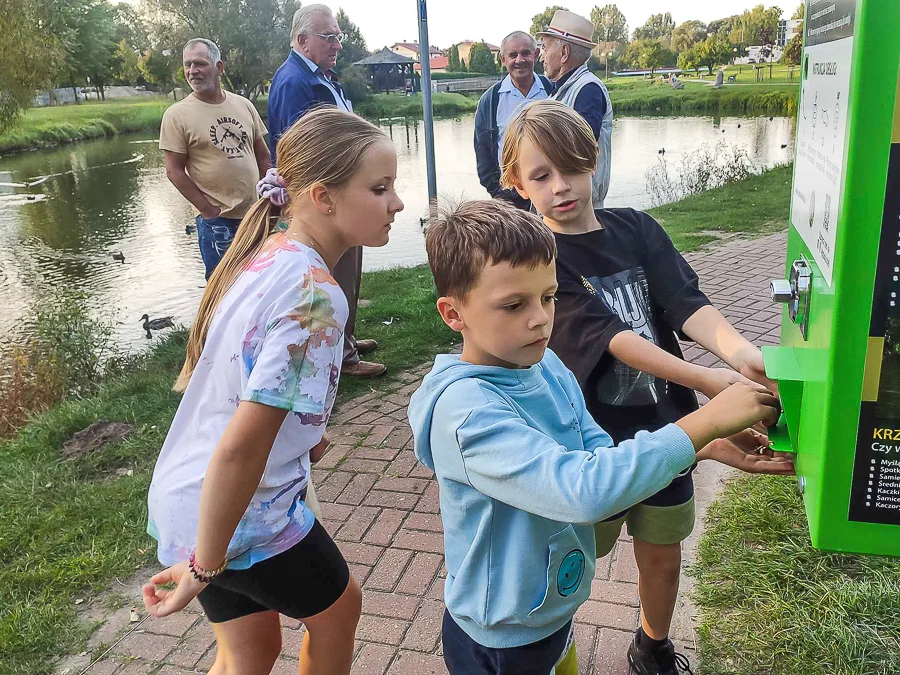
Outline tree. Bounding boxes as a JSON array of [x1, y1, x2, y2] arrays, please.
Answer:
[[783, 32, 803, 65], [590, 4, 628, 43], [468, 41, 499, 75], [335, 9, 368, 72], [139, 49, 179, 97], [792, 3, 805, 19], [695, 34, 733, 74], [530, 5, 568, 35], [677, 47, 703, 76], [145, 0, 300, 100], [0, 0, 64, 131], [708, 15, 738, 38], [447, 44, 461, 72], [632, 12, 675, 45], [622, 39, 674, 73], [729, 5, 782, 49], [671, 20, 708, 54]]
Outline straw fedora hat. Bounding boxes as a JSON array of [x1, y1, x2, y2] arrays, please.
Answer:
[[535, 10, 597, 49]]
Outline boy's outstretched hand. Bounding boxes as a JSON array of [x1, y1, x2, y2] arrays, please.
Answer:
[[677, 382, 781, 451], [734, 345, 778, 395], [696, 428, 795, 474]]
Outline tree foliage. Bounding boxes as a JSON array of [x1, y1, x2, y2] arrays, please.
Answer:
[[335, 8, 368, 72], [696, 34, 734, 74], [448, 44, 462, 72], [783, 32, 803, 65], [0, 0, 64, 131], [623, 39, 675, 73], [145, 0, 300, 99], [468, 41, 499, 75], [632, 12, 675, 45], [590, 4, 628, 43], [729, 4, 782, 48], [791, 3, 805, 19], [530, 5, 568, 35], [671, 20, 708, 54], [677, 47, 703, 76]]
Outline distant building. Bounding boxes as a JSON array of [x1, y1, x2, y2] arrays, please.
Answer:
[[778, 18, 804, 47], [414, 56, 449, 73], [454, 40, 501, 68], [391, 41, 444, 62]]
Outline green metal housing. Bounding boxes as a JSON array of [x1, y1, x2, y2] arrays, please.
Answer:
[[764, 0, 900, 556]]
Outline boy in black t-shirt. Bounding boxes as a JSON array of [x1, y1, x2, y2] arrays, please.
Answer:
[[499, 100, 793, 675]]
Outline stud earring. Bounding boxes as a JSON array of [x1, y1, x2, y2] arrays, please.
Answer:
[[327, 208, 333, 214]]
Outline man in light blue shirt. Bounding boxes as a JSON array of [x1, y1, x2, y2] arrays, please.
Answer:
[[475, 31, 552, 210]]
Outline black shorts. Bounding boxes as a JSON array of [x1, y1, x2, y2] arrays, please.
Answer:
[[197, 520, 350, 624], [442, 610, 572, 675]]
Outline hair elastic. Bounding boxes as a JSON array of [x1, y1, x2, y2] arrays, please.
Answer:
[[256, 168, 289, 207]]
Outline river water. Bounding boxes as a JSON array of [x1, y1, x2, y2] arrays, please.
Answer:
[[0, 113, 794, 351]]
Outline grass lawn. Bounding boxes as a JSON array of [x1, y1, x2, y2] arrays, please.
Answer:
[[692, 473, 900, 674], [0, 97, 173, 155], [0, 166, 794, 673], [606, 76, 799, 116], [648, 162, 793, 251], [353, 91, 478, 120]]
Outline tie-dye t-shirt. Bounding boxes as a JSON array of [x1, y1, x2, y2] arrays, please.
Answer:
[[147, 234, 347, 569]]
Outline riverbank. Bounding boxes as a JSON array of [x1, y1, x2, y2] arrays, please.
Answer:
[[0, 167, 791, 673], [606, 77, 799, 116]]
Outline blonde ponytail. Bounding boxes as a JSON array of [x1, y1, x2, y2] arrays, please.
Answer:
[[174, 107, 387, 392]]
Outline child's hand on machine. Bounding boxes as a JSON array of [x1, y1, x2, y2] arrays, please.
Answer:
[[733, 345, 778, 395], [678, 381, 781, 452], [696, 427, 795, 474], [696, 366, 758, 401]]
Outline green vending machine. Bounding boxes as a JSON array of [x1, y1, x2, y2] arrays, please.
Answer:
[[764, 0, 900, 556]]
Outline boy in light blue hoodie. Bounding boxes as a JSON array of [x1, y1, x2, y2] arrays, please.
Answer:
[[407, 199, 786, 675]]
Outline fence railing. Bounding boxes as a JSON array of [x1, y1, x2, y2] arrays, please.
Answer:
[[431, 76, 502, 93]]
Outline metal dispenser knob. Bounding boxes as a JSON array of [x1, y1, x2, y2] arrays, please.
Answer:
[[771, 280, 793, 303]]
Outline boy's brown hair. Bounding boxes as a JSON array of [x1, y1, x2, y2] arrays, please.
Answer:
[[426, 199, 556, 300], [500, 99, 599, 190]]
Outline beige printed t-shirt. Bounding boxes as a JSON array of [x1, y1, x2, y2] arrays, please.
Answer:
[[159, 91, 267, 219]]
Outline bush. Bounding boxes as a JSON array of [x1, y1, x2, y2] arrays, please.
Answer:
[[339, 65, 371, 103], [645, 140, 754, 206], [0, 290, 119, 437]]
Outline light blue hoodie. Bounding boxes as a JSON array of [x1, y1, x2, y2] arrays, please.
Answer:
[[407, 349, 696, 649]]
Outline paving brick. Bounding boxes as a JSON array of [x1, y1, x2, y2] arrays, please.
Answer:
[[401, 598, 444, 653], [366, 424, 397, 447], [80, 659, 124, 675], [348, 563, 373, 586], [396, 552, 444, 596], [144, 611, 200, 637], [269, 657, 302, 675], [611, 541, 639, 584], [341, 458, 392, 474], [573, 623, 597, 675], [320, 502, 355, 522], [115, 661, 158, 675], [590, 580, 640, 606], [156, 666, 200, 675], [114, 631, 179, 661], [382, 427, 413, 449], [417, 482, 440, 514], [351, 643, 396, 675], [393, 529, 445, 554], [375, 477, 429, 494], [575, 600, 639, 629], [281, 625, 307, 655], [316, 444, 352, 469], [356, 614, 409, 646], [403, 512, 443, 532], [363, 490, 420, 510], [364, 508, 407, 545], [317, 471, 354, 501], [354, 446, 401, 461], [592, 627, 635, 675], [388, 651, 448, 675], [165, 635, 215, 669], [365, 548, 414, 591], [336, 506, 380, 542], [363, 590, 423, 620], [340, 542, 385, 566], [386, 452, 419, 477], [337, 474, 379, 506], [408, 463, 435, 479]]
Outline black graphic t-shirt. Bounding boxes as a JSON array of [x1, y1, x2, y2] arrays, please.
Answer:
[[549, 208, 711, 443]]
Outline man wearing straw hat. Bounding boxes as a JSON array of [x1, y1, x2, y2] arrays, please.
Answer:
[[536, 10, 613, 208]]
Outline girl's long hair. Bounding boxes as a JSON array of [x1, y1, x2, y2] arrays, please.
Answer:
[[174, 107, 387, 392]]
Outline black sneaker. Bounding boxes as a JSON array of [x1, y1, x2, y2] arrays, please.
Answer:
[[627, 631, 695, 675]]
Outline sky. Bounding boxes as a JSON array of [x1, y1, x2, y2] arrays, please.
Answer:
[[119, 1, 794, 51]]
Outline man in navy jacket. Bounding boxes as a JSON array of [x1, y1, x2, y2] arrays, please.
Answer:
[[267, 4, 385, 377]]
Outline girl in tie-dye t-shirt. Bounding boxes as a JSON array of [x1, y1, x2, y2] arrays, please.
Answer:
[[142, 107, 403, 674]]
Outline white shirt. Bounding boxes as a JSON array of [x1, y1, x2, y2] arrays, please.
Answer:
[[148, 235, 348, 569], [496, 74, 550, 162], [296, 50, 353, 113]]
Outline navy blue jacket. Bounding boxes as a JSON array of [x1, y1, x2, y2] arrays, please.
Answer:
[[474, 75, 553, 210], [267, 51, 346, 163]]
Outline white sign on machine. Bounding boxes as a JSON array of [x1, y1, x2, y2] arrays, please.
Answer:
[[791, 0, 856, 286]]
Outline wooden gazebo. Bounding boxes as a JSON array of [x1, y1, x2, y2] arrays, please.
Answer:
[[355, 48, 417, 93]]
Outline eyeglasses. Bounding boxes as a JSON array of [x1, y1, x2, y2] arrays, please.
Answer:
[[315, 32, 344, 44]]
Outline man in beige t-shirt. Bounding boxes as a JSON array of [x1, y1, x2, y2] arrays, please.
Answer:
[[160, 38, 270, 279]]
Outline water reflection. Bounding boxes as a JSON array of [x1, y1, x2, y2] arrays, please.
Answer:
[[0, 113, 795, 351]]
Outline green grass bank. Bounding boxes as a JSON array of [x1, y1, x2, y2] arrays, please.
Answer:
[[692, 474, 900, 675], [606, 77, 799, 116]]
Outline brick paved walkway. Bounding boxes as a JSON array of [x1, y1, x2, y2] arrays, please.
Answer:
[[70, 232, 788, 675]]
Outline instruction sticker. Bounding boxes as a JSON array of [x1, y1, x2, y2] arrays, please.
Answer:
[[791, 0, 856, 286]]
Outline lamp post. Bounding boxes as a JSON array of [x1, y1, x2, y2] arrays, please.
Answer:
[[416, 0, 437, 209]]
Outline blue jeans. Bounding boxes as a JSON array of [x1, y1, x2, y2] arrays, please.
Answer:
[[196, 214, 241, 279]]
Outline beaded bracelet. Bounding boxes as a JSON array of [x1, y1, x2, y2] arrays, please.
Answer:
[[188, 551, 228, 583]]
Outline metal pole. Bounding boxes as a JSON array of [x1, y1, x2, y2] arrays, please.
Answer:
[[417, 0, 438, 208]]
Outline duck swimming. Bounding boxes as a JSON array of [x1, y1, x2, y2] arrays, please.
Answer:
[[141, 314, 175, 332]]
